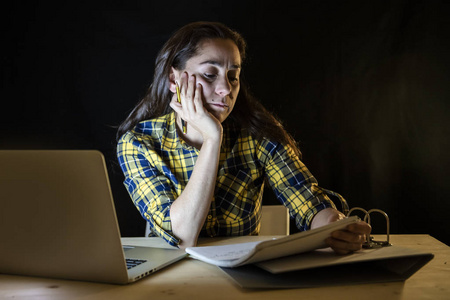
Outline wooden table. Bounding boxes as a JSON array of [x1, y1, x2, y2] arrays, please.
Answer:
[[0, 235, 448, 300]]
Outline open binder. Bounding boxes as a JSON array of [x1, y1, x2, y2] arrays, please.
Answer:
[[213, 208, 433, 288], [221, 243, 433, 288]]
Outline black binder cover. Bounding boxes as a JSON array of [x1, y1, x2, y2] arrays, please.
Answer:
[[220, 246, 433, 289]]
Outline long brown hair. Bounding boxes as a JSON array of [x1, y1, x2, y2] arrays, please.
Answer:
[[117, 21, 300, 157]]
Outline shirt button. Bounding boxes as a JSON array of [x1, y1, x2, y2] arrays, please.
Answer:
[[207, 215, 212, 220]]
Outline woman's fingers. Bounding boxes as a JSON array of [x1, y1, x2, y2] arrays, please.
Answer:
[[177, 72, 196, 115], [326, 221, 372, 255], [178, 73, 208, 117], [194, 83, 205, 113], [184, 74, 197, 114], [173, 72, 221, 139]]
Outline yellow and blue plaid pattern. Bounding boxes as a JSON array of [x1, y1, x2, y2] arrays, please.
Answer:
[[117, 112, 348, 247]]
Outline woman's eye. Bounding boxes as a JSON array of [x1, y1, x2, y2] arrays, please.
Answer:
[[228, 76, 239, 83], [203, 73, 217, 80], [202, 72, 239, 84]]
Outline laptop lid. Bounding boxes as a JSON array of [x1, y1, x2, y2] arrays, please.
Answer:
[[0, 150, 186, 284]]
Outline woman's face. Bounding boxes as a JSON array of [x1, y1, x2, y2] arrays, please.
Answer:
[[175, 38, 241, 123]]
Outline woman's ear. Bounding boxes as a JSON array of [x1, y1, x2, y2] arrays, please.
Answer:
[[169, 67, 178, 93]]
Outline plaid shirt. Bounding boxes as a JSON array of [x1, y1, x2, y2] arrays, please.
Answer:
[[117, 112, 348, 247]]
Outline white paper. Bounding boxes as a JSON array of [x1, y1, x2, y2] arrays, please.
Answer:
[[186, 216, 360, 267]]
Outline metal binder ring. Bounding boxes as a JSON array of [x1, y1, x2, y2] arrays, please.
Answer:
[[347, 207, 370, 245], [366, 209, 391, 248], [346, 207, 391, 249]]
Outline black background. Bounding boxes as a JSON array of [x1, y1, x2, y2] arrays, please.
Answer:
[[2, 0, 449, 245]]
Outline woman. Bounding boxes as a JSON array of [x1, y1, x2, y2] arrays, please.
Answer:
[[117, 21, 370, 252]]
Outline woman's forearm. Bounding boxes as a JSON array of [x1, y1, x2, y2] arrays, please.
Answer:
[[169, 137, 221, 249]]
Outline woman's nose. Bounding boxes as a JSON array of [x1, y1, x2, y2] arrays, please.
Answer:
[[215, 76, 231, 96]]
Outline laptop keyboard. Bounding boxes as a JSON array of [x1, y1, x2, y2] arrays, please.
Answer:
[[126, 258, 147, 269]]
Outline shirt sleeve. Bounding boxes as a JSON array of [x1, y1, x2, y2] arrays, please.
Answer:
[[117, 132, 181, 247], [258, 139, 348, 231]]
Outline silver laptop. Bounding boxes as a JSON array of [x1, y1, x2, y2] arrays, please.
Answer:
[[0, 150, 187, 284]]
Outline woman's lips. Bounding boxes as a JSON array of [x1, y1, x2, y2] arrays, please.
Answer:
[[208, 102, 228, 109]]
